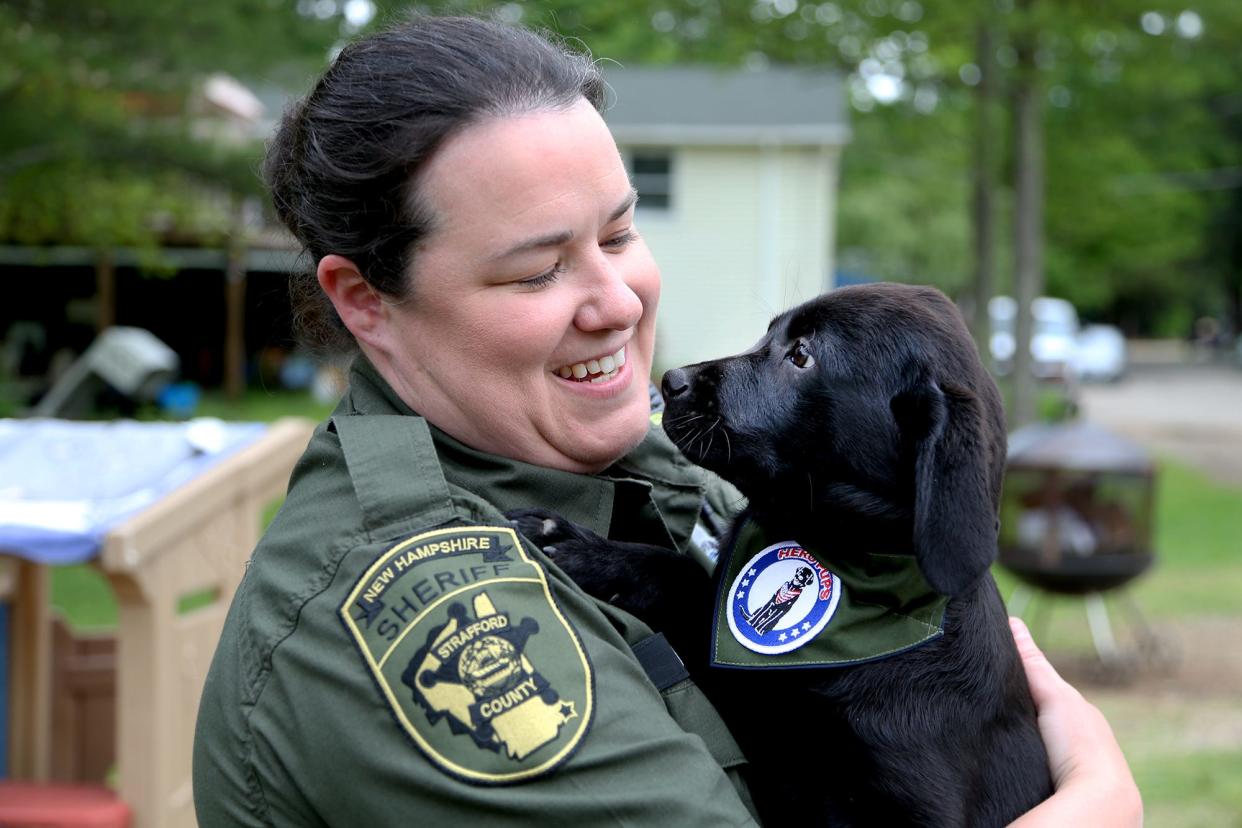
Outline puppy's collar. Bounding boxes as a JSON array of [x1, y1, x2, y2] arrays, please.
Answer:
[[710, 517, 948, 670]]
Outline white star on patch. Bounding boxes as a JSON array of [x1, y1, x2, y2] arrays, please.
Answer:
[[778, 633, 787, 642], [749, 568, 757, 576], [742, 579, 750, 587], [802, 621, 812, 631], [791, 628, 800, 637], [737, 591, 745, 599]]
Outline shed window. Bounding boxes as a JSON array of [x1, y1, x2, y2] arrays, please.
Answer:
[[629, 151, 673, 210]]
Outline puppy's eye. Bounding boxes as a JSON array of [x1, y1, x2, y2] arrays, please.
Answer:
[[788, 340, 815, 369]]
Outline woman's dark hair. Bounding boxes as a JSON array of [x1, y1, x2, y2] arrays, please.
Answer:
[[265, 15, 607, 349]]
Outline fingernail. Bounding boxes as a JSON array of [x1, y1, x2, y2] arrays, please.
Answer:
[[1009, 616, 1030, 641]]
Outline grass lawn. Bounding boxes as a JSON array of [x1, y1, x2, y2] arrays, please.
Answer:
[[46, 402, 1242, 822], [1094, 691, 1242, 828], [191, 388, 337, 423]]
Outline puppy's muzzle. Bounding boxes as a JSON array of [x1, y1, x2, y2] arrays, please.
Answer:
[[661, 367, 692, 401], [661, 364, 719, 407]]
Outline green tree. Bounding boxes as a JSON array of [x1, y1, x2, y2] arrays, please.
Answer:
[[0, 0, 344, 250]]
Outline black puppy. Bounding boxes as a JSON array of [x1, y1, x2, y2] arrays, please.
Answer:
[[514, 283, 1052, 826]]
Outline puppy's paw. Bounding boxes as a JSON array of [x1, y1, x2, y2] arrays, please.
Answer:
[[505, 507, 602, 551], [535, 542, 607, 587], [506, 508, 708, 631]]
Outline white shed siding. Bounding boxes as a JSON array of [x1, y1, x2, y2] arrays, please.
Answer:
[[635, 145, 841, 372]]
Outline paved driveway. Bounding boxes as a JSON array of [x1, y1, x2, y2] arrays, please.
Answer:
[[1077, 363, 1242, 485]]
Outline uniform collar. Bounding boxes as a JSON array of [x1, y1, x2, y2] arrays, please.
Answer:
[[342, 356, 707, 551], [344, 356, 420, 418]]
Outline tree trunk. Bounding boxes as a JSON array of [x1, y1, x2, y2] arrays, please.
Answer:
[[971, 22, 999, 352], [224, 200, 248, 400], [95, 251, 115, 333], [1011, 4, 1044, 428]]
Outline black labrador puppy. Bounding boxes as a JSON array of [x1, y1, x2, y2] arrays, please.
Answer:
[[512, 283, 1052, 826]]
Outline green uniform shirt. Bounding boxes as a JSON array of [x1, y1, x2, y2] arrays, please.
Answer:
[[192, 358, 757, 827]]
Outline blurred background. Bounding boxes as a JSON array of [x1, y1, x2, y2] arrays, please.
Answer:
[[1, 1, 1240, 825]]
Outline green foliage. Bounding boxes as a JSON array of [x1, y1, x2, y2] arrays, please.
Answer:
[[834, 102, 975, 293], [0, 162, 233, 248], [0, 0, 343, 250], [1032, 2, 1242, 330], [443, 0, 1242, 333]]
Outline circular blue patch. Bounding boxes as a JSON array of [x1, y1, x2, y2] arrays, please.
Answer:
[[725, 540, 842, 655]]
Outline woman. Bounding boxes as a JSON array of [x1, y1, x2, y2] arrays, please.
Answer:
[[193, 15, 1140, 826]]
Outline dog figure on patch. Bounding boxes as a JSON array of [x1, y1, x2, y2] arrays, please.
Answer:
[[745, 565, 814, 635]]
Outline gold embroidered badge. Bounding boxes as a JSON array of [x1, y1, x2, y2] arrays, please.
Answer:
[[340, 525, 593, 784]]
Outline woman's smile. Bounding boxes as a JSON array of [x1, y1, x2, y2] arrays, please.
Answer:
[[553, 345, 628, 384]]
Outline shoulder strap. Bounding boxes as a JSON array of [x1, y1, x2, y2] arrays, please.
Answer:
[[332, 414, 457, 541], [631, 632, 691, 691]]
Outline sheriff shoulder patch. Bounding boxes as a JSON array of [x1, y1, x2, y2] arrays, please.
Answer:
[[340, 525, 593, 785]]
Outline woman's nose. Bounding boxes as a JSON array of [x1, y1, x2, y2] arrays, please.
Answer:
[[574, 257, 644, 332]]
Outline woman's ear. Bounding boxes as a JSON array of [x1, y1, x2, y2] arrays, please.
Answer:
[[317, 254, 386, 348]]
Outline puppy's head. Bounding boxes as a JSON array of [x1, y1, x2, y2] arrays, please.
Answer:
[[662, 283, 1006, 597]]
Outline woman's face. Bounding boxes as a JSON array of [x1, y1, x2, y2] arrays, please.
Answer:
[[371, 99, 660, 473]]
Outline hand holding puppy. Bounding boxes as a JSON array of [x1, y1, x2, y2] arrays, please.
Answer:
[[1007, 617, 1143, 827]]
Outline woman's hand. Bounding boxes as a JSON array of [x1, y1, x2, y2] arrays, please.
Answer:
[[1007, 617, 1143, 827]]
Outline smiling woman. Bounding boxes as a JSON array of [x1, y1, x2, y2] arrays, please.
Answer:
[[191, 15, 762, 828]]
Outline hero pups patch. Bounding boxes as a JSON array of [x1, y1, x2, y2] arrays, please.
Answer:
[[725, 540, 842, 655], [340, 526, 593, 784]]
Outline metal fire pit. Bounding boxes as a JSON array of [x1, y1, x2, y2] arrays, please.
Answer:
[[999, 421, 1171, 676]]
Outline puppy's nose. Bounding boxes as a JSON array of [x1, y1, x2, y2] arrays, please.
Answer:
[[662, 368, 690, 400]]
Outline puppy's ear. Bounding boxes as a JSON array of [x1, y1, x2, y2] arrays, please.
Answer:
[[895, 380, 999, 596]]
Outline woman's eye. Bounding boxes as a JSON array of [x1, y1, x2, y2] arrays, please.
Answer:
[[517, 263, 566, 289], [788, 341, 815, 368], [602, 230, 638, 251]]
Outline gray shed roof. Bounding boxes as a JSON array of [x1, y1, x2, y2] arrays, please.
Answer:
[[602, 66, 850, 147]]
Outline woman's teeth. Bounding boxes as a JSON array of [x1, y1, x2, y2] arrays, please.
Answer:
[[556, 347, 626, 383]]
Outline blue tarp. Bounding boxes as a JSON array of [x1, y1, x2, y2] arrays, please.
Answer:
[[0, 418, 267, 565]]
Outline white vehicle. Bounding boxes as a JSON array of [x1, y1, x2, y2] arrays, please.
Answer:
[[989, 296, 1080, 380], [1073, 324, 1128, 382]]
